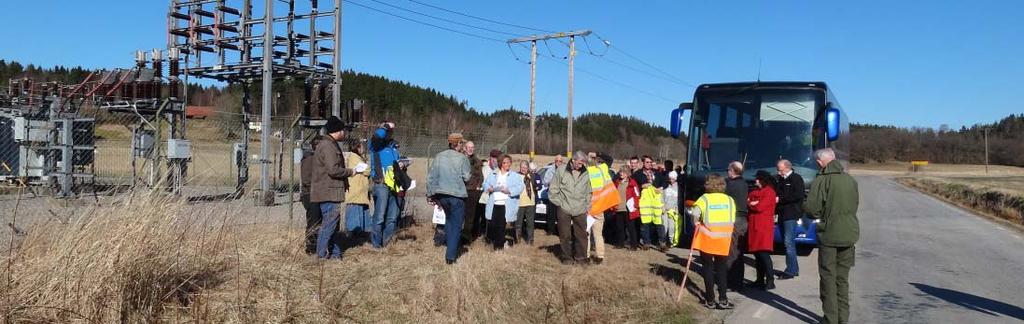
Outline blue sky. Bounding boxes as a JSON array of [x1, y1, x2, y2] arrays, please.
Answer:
[[1, 1, 1021, 129]]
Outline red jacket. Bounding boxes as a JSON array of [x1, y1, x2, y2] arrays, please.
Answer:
[[747, 185, 778, 252], [613, 178, 641, 220]]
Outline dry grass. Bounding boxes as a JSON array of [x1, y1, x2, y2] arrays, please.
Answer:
[[1, 190, 705, 323], [851, 162, 1024, 177], [898, 177, 1024, 226]]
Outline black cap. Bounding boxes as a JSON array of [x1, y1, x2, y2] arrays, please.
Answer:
[[324, 116, 345, 134]]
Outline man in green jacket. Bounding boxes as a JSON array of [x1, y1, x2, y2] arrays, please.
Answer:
[[803, 148, 860, 324], [549, 151, 593, 265]]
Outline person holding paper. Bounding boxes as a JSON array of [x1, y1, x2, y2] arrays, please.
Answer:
[[426, 133, 472, 264], [483, 155, 524, 251], [310, 117, 355, 260], [344, 140, 371, 242], [612, 166, 640, 250]]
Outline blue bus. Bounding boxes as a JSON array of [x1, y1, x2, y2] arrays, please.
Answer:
[[668, 81, 850, 249]]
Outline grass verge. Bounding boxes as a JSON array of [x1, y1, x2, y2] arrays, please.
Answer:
[[897, 177, 1024, 227], [1, 191, 705, 323]]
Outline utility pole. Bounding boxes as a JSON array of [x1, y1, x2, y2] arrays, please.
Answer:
[[984, 128, 989, 174], [529, 41, 537, 161], [567, 35, 575, 158], [260, 0, 274, 203], [332, 0, 343, 118], [507, 30, 591, 160]]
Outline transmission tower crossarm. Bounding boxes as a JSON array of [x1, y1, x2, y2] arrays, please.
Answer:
[[506, 30, 591, 43]]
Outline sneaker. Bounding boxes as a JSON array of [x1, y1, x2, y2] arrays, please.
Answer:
[[593, 257, 604, 265], [703, 300, 718, 309], [445, 259, 456, 265], [777, 272, 796, 280], [764, 280, 776, 290], [717, 299, 735, 310]]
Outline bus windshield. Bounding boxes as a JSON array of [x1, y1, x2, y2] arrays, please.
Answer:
[[688, 89, 824, 178]]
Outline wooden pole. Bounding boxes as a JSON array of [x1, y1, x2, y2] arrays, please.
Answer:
[[676, 226, 702, 302], [984, 128, 989, 174], [529, 40, 537, 161], [567, 35, 575, 158]]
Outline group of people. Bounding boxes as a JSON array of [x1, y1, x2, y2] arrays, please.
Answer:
[[688, 148, 860, 324], [299, 118, 411, 259], [306, 123, 859, 324], [425, 134, 541, 263]]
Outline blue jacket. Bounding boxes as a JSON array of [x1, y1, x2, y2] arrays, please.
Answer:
[[426, 149, 472, 198], [483, 170, 525, 222], [369, 127, 400, 180]]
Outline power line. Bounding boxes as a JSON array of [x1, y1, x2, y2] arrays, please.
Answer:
[[344, 0, 505, 42], [364, 0, 520, 37], [344, 2, 680, 106], [537, 54, 680, 104], [404, 0, 554, 34], [592, 33, 697, 87]]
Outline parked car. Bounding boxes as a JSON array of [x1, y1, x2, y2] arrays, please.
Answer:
[[533, 165, 555, 230]]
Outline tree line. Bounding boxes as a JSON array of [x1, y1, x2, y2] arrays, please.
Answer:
[[0, 59, 686, 160], [850, 115, 1024, 167]]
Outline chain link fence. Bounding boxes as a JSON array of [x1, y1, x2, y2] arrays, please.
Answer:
[[2, 106, 512, 201]]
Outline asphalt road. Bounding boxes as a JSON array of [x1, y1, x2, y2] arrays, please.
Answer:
[[710, 175, 1024, 323]]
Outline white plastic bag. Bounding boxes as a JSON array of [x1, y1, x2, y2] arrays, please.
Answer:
[[432, 205, 446, 225]]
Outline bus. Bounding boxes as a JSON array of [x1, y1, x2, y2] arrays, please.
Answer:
[[668, 81, 850, 248]]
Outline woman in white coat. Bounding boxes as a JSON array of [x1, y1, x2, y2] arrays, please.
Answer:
[[483, 155, 525, 250]]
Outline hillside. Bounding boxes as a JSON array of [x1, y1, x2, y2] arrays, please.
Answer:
[[851, 115, 1024, 166], [0, 59, 684, 160]]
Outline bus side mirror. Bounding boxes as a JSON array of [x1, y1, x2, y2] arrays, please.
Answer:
[[826, 107, 841, 141], [670, 102, 693, 139]]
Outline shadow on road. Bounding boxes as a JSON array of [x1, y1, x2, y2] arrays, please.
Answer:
[[911, 282, 1024, 321], [737, 289, 822, 323]]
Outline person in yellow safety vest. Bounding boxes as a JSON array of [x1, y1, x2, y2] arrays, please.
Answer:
[[689, 173, 737, 310], [586, 152, 613, 263], [638, 183, 664, 251]]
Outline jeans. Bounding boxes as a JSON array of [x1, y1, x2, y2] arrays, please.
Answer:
[[316, 202, 342, 259], [371, 184, 399, 248], [641, 223, 662, 246], [301, 194, 321, 254], [514, 205, 536, 244], [782, 219, 799, 275], [345, 204, 370, 233], [436, 195, 465, 261]]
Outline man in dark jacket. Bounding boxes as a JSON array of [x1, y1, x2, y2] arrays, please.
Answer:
[[724, 161, 750, 290], [300, 135, 323, 255], [462, 141, 485, 242], [311, 117, 357, 259], [775, 159, 806, 279], [803, 148, 859, 324]]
